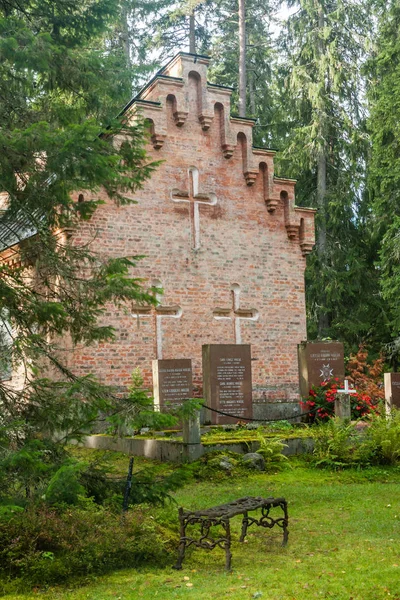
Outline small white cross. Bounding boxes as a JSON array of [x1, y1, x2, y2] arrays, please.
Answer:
[[337, 379, 357, 395]]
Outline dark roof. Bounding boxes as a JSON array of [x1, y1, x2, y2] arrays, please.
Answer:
[[0, 209, 37, 252]]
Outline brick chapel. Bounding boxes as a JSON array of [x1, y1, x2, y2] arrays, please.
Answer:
[[68, 52, 316, 410]]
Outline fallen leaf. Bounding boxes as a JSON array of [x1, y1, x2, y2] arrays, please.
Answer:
[[183, 576, 190, 581], [186, 583, 193, 588]]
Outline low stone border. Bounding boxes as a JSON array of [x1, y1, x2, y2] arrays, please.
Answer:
[[79, 434, 313, 463]]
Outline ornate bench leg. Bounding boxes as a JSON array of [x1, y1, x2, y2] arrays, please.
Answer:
[[173, 508, 187, 570], [239, 511, 248, 542], [281, 501, 289, 546], [173, 539, 186, 570], [223, 518, 232, 571]]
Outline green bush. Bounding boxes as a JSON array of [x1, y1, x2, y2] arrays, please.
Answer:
[[310, 419, 359, 469], [309, 413, 400, 469], [357, 410, 400, 466], [45, 463, 87, 505], [0, 504, 174, 589], [256, 434, 289, 470]]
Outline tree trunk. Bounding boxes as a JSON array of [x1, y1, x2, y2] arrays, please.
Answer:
[[317, 151, 330, 335], [121, 4, 131, 69], [238, 0, 246, 117], [189, 12, 196, 53], [249, 69, 255, 116], [316, 5, 329, 336]]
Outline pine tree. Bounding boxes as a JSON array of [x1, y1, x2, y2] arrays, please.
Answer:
[[208, 0, 275, 126], [0, 0, 159, 450]]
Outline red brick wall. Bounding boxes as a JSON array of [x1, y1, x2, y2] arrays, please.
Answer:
[[69, 53, 315, 404]]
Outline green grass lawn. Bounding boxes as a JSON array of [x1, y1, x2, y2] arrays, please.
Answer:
[[4, 452, 400, 600]]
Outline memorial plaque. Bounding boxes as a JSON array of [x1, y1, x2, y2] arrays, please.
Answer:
[[202, 344, 252, 425], [384, 372, 400, 413], [152, 359, 193, 411], [298, 341, 344, 397]]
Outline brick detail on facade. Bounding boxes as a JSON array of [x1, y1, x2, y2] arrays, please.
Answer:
[[69, 53, 317, 403]]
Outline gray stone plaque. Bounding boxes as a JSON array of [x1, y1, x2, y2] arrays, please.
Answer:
[[202, 344, 252, 425], [152, 359, 193, 410], [384, 372, 400, 413], [298, 341, 344, 397]]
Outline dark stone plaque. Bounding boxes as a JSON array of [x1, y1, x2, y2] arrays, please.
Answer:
[[384, 373, 400, 411], [298, 341, 344, 397], [202, 344, 252, 425], [152, 359, 193, 410]]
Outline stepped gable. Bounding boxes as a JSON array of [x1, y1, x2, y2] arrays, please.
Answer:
[[121, 51, 315, 256]]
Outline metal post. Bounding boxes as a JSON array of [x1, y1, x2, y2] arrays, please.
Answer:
[[122, 457, 134, 513]]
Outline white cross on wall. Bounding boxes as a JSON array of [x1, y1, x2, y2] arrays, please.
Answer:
[[171, 166, 217, 250], [131, 280, 182, 359], [213, 284, 259, 344]]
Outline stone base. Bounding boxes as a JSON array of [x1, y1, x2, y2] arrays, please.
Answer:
[[253, 402, 302, 423], [76, 433, 312, 464], [201, 401, 302, 425]]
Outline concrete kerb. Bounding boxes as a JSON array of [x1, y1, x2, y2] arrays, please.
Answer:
[[79, 434, 313, 463]]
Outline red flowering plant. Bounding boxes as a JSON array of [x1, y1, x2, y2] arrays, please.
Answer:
[[301, 378, 380, 423], [301, 379, 339, 423]]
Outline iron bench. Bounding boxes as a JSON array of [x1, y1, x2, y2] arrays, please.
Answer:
[[173, 495, 289, 571]]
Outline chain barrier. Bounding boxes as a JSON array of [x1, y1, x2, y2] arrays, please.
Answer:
[[200, 403, 317, 423]]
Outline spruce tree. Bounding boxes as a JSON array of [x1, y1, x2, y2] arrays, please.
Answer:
[[276, 0, 386, 350], [368, 1, 400, 358], [0, 0, 159, 451]]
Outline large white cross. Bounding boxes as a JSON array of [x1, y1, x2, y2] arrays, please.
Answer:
[[171, 166, 217, 250], [213, 284, 259, 344], [131, 282, 182, 359]]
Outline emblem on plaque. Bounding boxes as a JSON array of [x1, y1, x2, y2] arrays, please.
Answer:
[[319, 364, 334, 379]]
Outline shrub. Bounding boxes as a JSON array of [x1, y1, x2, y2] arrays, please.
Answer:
[[45, 463, 87, 506], [310, 419, 359, 469], [346, 346, 385, 403], [256, 434, 289, 470], [301, 379, 380, 423], [309, 413, 400, 469], [358, 410, 400, 466], [0, 504, 174, 589]]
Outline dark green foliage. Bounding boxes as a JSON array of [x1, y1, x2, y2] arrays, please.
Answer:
[[0, 505, 174, 589], [0, 439, 67, 502], [0, 0, 162, 491], [368, 2, 400, 356], [44, 463, 87, 506], [310, 419, 359, 469], [310, 412, 400, 469], [359, 409, 400, 466], [275, 0, 386, 349]]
